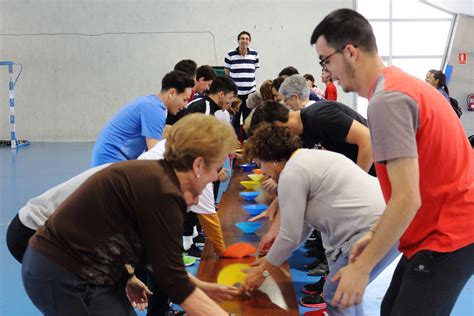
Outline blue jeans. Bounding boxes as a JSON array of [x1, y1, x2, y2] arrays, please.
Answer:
[[22, 247, 136, 316], [323, 246, 400, 316]]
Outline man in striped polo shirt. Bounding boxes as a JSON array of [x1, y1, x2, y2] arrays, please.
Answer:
[[311, 8, 473, 316], [224, 30, 260, 137]]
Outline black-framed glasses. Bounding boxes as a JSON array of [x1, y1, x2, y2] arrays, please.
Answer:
[[318, 48, 343, 68]]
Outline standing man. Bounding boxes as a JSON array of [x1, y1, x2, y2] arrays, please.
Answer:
[[224, 31, 260, 138], [91, 70, 194, 167], [311, 8, 473, 315], [321, 69, 337, 101]]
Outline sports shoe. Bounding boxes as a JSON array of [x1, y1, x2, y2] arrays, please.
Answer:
[[304, 257, 324, 270], [186, 244, 202, 259], [193, 234, 206, 247], [307, 262, 329, 277], [183, 255, 196, 267], [304, 239, 319, 248], [299, 294, 327, 309], [302, 277, 326, 295], [305, 248, 324, 258], [164, 304, 186, 316], [306, 230, 318, 241]]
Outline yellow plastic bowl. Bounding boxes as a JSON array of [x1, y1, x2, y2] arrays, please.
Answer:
[[248, 173, 264, 182], [217, 263, 251, 287], [240, 180, 260, 190]]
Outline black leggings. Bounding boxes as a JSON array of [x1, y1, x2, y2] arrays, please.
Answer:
[[381, 243, 474, 316], [6, 213, 36, 263]]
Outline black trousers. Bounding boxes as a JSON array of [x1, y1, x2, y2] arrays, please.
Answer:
[[6, 213, 36, 263], [381, 243, 474, 316], [231, 94, 251, 140], [183, 211, 198, 236]]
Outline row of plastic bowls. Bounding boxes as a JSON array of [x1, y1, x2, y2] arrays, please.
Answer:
[[235, 203, 268, 233], [236, 163, 267, 234]]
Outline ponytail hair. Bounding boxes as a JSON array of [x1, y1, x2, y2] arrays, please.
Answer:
[[432, 70, 449, 96]]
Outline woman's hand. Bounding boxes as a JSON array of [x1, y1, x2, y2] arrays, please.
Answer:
[[248, 209, 268, 222], [258, 231, 276, 255], [240, 265, 266, 293], [125, 276, 153, 311], [249, 198, 279, 222], [199, 282, 239, 303]]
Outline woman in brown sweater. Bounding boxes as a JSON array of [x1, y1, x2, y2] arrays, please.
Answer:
[[22, 114, 237, 316]]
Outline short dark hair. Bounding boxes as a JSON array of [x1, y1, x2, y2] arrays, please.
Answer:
[[196, 65, 216, 81], [271, 76, 286, 91], [245, 124, 302, 162], [174, 59, 197, 79], [249, 100, 289, 136], [310, 9, 378, 53], [161, 71, 195, 94], [209, 75, 238, 95], [278, 66, 299, 77], [303, 74, 315, 83], [238, 31, 251, 41]]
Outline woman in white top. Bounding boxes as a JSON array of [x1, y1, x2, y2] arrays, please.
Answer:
[[241, 124, 399, 316]]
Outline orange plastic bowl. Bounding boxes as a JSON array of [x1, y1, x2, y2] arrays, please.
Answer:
[[253, 169, 263, 174]]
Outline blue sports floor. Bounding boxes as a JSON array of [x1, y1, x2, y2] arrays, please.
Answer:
[[1, 143, 472, 315]]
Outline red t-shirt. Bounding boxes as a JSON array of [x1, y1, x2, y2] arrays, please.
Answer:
[[367, 66, 474, 258], [324, 82, 337, 101]]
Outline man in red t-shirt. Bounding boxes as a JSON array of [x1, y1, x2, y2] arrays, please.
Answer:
[[321, 69, 337, 101], [311, 8, 474, 315]]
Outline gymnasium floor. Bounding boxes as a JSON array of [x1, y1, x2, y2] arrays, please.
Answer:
[[1, 110, 473, 315]]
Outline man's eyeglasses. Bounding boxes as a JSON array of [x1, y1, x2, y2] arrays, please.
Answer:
[[318, 48, 343, 69], [318, 44, 357, 69]]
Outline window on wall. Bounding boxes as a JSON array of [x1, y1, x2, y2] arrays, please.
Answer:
[[355, 0, 455, 118]]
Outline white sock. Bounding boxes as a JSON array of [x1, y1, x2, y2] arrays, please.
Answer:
[[183, 236, 193, 251]]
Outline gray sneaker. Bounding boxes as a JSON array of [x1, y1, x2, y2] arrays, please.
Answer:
[[307, 262, 329, 276]]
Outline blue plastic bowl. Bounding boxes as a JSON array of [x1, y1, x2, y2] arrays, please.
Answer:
[[239, 163, 257, 173], [243, 204, 268, 216], [239, 191, 261, 201], [235, 221, 263, 234]]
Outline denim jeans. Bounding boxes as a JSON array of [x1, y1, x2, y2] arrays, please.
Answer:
[[22, 247, 136, 316], [323, 245, 401, 316]]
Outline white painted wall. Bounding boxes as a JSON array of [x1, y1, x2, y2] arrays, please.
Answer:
[[446, 14, 474, 109], [0, 0, 353, 141]]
